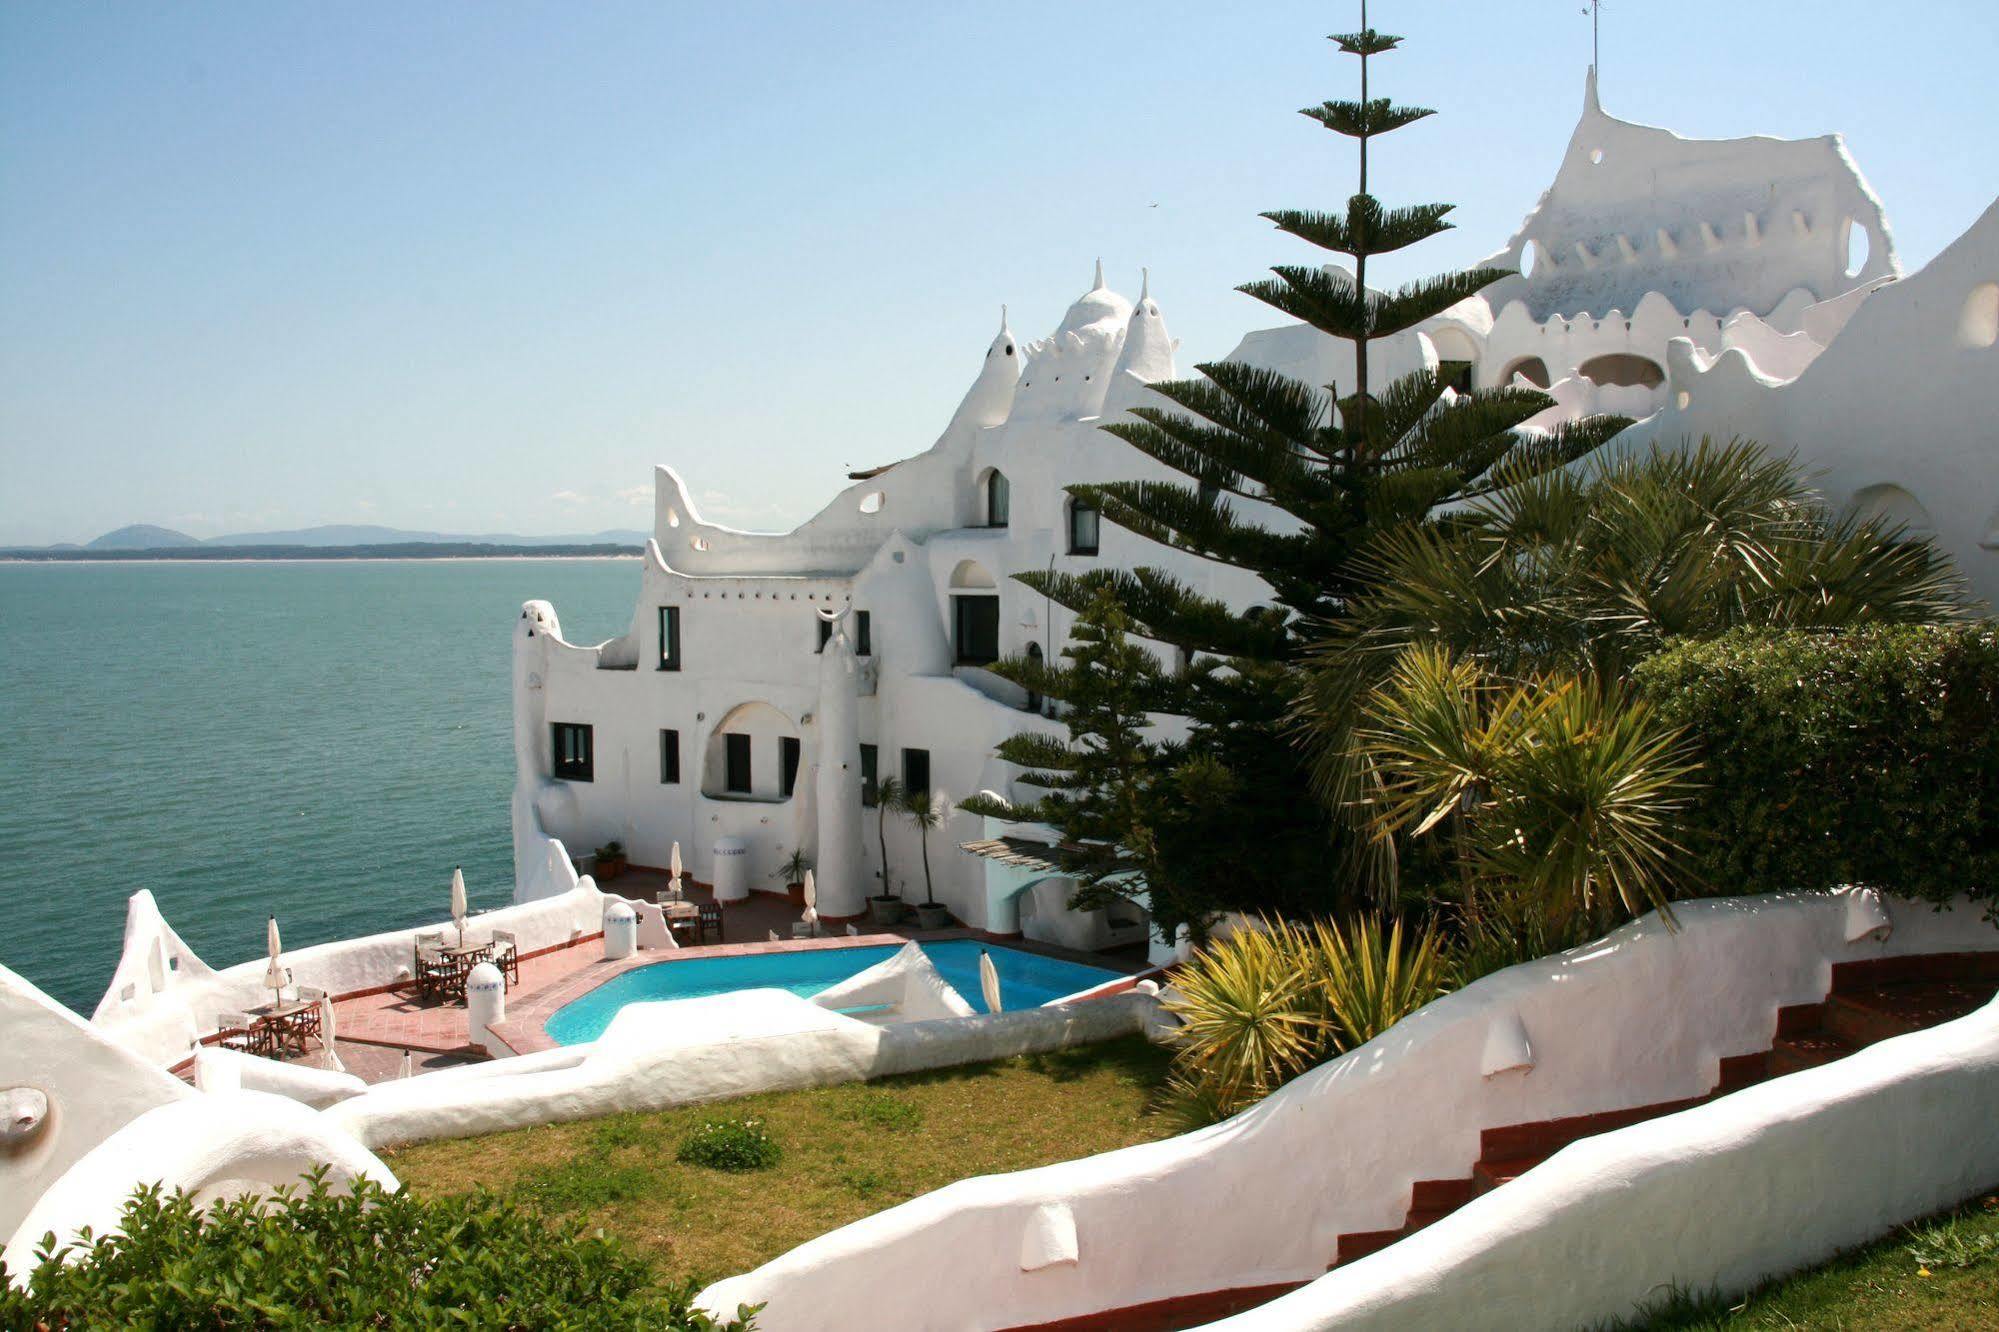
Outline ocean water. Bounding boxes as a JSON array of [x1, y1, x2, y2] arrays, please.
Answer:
[[0, 559, 638, 1014], [543, 940, 1125, 1045]]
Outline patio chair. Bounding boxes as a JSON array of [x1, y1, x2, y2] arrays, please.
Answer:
[[216, 1011, 266, 1058], [697, 900, 724, 945], [295, 987, 327, 1043], [413, 934, 447, 1001], [490, 930, 521, 986]]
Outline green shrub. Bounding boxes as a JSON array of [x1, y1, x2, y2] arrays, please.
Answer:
[[0, 1170, 759, 1330], [677, 1118, 780, 1172], [1634, 624, 1999, 909]]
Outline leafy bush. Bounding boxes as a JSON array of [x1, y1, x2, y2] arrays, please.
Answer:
[[0, 1171, 758, 1330], [1634, 625, 1999, 909], [1163, 914, 1447, 1124], [677, 1118, 780, 1172]]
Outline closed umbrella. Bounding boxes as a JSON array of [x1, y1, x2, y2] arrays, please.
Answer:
[[450, 867, 469, 945], [399, 1048, 414, 1080], [669, 841, 684, 896], [979, 949, 1003, 1014], [264, 916, 288, 1007], [801, 870, 817, 935], [318, 992, 345, 1073]]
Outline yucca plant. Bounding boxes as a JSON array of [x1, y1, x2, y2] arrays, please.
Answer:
[[1301, 913, 1449, 1054], [1353, 644, 1700, 932], [1161, 925, 1315, 1122], [1162, 912, 1448, 1125]]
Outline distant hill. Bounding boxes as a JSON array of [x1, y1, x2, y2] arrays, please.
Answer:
[[87, 524, 200, 550], [203, 524, 650, 548]]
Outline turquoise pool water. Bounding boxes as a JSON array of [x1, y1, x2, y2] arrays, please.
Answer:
[[543, 940, 1125, 1045]]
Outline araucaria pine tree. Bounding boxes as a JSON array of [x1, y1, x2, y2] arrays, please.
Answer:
[[973, 3, 1631, 930]]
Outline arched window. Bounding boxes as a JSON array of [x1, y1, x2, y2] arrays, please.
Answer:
[[1068, 498, 1100, 555], [949, 560, 1000, 666], [985, 471, 1011, 528], [702, 702, 801, 803], [1576, 354, 1665, 389], [1502, 356, 1552, 389]]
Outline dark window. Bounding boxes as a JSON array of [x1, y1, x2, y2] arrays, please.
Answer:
[[954, 595, 1000, 665], [551, 723, 593, 782], [1439, 359, 1474, 394], [780, 736, 802, 797], [724, 733, 752, 794], [855, 609, 872, 656], [1025, 641, 1044, 713], [861, 743, 879, 806], [658, 606, 681, 671], [1068, 500, 1100, 555], [817, 616, 833, 653], [660, 729, 680, 783], [986, 472, 1010, 527], [902, 747, 930, 797]]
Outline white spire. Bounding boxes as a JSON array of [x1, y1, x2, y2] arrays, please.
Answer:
[[1140, 267, 1150, 300], [999, 303, 1010, 334], [1092, 257, 1106, 291]]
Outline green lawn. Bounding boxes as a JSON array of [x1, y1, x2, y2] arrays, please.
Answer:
[[1621, 1192, 1999, 1330], [385, 1035, 1177, 1290]]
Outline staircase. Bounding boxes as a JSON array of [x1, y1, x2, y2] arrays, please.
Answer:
[[1330, 951, 1999, 1267]]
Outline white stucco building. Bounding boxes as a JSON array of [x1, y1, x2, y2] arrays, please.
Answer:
[[511, 72, 1994, 950]]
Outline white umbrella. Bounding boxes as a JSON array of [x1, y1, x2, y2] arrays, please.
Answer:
[[318, 992, 345, 1073], [979, 949, 1003, 1014], [801, 870, 817, 935], [670, 840, 684, 882], [398, 1048, 414, 1079], [264, 916, 287, 1007], [450, 867, 469, 945]]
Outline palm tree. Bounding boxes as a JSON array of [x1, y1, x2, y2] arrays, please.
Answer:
[[899, 785, 946, 908], [872, 775, 905, 899], [1325, 437, 1965, 685], [1352, 644, 1700, 933]]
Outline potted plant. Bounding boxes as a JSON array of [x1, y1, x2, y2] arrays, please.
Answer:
[[594, 840, 627, 880], [899, 786, 953, 930], [773, 848, 813, 905], [868, 776, 908, 925]]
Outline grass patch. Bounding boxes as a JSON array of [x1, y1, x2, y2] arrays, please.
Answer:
[[1612, 1191, 1999, 1330], [385, 1034, 1176, 1290]]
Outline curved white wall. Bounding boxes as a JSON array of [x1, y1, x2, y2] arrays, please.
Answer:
[[697, 891, 1999, 1331]]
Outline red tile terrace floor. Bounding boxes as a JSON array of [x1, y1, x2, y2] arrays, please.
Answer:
[[308, 878, 1149, 1082]]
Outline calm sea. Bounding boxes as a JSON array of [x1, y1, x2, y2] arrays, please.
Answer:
[[0, 559, 637, 1013]]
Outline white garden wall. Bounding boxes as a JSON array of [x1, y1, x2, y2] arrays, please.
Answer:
[[697, 891, 1999, 1331], [1210, 993, 1999, 1330]]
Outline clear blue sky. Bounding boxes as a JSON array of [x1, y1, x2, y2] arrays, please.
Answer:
[[2, 2, 1993, 547]]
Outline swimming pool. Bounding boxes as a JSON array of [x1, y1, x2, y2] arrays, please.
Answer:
[[543, 940, 1126, 1045]]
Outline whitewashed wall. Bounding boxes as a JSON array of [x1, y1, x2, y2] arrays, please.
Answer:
[[697, 891, 1999, 1331]]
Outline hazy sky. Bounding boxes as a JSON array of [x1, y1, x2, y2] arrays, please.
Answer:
[[2, 2, 1993, 546]]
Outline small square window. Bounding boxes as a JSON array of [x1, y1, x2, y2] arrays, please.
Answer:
[[658, 606, 682, 671], [660, 728, 681, 783], [780, 736, 802, 797], [817, 616, 833, 653], [552, 722, 594, 782], [724, 733, 752, 794]]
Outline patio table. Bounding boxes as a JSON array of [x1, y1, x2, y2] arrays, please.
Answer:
[[249, 999, 318, 1059]]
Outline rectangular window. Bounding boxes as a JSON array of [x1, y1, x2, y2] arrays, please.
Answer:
[[817, 616, 833, 653], [953, 595, 1000, 665], [986, 472, 1010, 527], [724, 733, 752, 794], [658, 606, 681, 671], [1068, 500, 1100, 556], [780, 735, 802, 797], [659, 728, 680, 784], [902, 747, 930, 798], [855, 609, 872, 656], [551, 723, 594, 782], [860, 743, 879, 807]]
